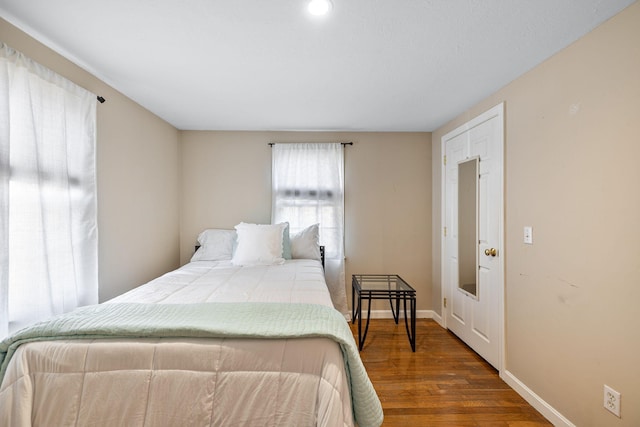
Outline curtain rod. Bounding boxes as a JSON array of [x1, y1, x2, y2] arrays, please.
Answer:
[[268, 142, 353, 147]]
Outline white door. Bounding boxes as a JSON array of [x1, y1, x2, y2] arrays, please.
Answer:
[[442, 103, 504, 370]]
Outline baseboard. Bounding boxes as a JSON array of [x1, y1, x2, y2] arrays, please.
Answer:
[[501, 370, 576, 427], [358, 309, 434, 319], [431, 311, 444, 327]]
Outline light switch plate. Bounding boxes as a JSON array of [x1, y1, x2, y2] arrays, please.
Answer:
[[524, 226, 533, 244]]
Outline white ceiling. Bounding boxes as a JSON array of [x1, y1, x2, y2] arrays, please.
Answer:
[[0, 0, 635, 131]]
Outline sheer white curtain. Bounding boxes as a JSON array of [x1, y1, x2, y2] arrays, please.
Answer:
[[0, 43, 98, 339], [271, 143, 348, 315]]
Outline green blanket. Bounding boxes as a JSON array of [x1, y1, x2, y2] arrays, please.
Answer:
[[0, 302, 383, 427]]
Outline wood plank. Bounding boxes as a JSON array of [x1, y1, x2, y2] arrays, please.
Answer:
[[351, 319, 552, 427]]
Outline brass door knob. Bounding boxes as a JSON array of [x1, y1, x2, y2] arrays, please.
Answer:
[[484, 248, 497, 257]]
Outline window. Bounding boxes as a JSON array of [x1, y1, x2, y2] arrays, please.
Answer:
[[271, 142, 348, 315], [0, 43, 98, 338]]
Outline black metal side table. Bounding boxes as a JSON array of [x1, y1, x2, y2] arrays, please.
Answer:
[[351, 274, 416, 352]]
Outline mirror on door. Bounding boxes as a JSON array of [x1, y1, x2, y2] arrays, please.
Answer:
[[458, 157, 478, 298]]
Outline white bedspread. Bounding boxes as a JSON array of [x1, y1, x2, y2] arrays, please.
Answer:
[[108, 259, 334, 307], [0, 260, 382, 427], [2, 337, 353, 426]]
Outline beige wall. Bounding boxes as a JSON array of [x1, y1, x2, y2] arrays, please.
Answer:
[[432, 3, 640, 426], [180, 131, 432, 311], [1, 19, 181, 301]]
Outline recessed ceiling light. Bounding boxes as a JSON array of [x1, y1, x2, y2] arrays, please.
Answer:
[[308, 0, 332, 16]]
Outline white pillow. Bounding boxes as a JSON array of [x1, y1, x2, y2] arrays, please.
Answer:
[[231, 222, 286, 266], [290, 223, 321, 261], [190, 229, 237, 261]]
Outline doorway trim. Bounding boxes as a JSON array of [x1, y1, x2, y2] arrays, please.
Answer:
[[439, 102, 505, 373]]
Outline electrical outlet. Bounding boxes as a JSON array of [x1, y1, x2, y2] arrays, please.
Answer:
[[604, 385, 621, 417]]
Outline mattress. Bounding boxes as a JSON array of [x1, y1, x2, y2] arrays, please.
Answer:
[[0, 259, 383, 427]]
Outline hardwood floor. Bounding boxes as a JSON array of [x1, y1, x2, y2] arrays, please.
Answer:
[[350, 318, 552, 427]]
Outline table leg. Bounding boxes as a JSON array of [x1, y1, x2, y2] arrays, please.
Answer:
[[403, 295, 416, 352], [351, 281, 357, 323], [388, 294, 398, 324], [360, 295, 372, 351], [357, 293, 362, 349], [411, 296, 416, 351]]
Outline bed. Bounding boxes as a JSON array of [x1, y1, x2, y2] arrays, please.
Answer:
[[0, 223, 383, 427]]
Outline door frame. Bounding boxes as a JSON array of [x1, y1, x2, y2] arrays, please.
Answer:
[[440, 102, 505, 373]]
